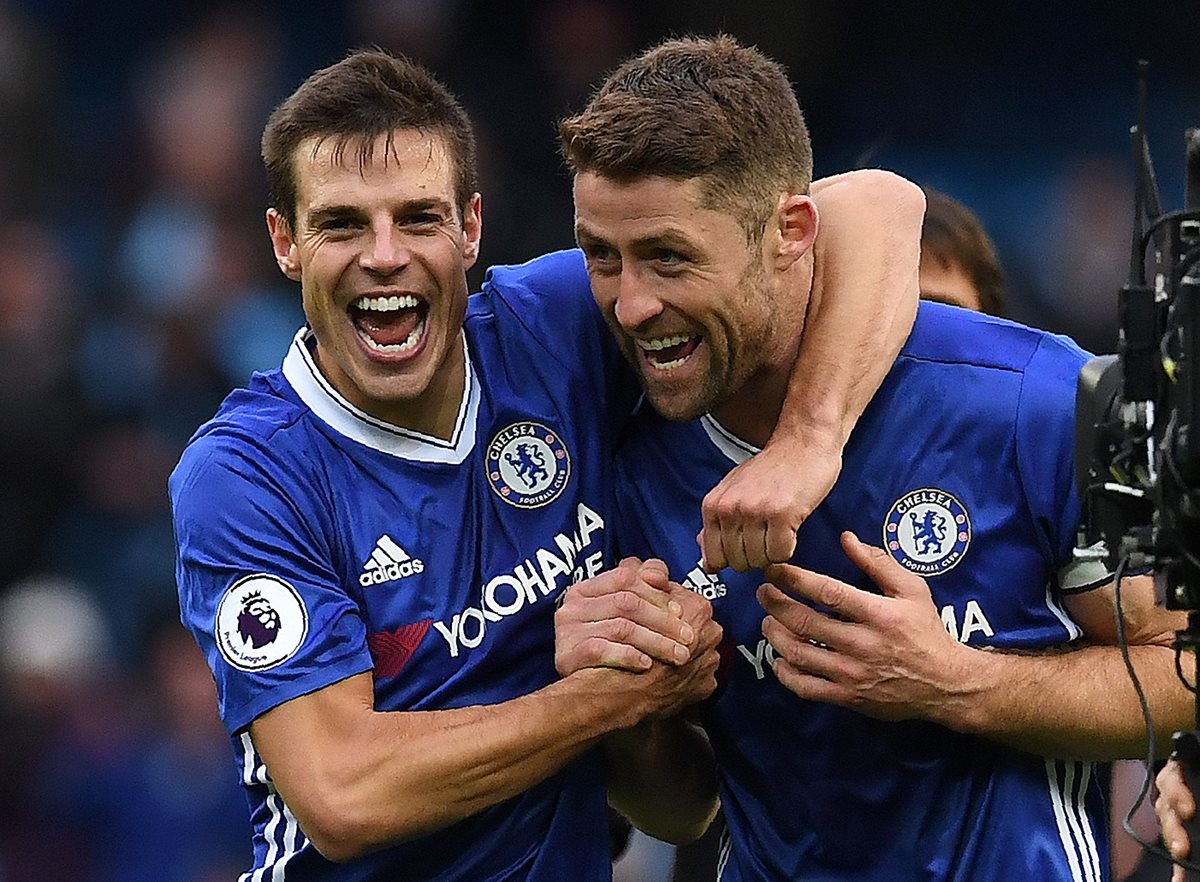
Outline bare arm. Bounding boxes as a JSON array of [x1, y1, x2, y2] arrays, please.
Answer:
[[759, 532, 1191, 760], [701, 170, 923, 572], [254, 562, 718, 862], [790, 170, 924, 447]]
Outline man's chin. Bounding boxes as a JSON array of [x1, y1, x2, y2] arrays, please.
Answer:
[[644, 387, 709, 423]]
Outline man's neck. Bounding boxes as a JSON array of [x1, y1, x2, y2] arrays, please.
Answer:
[[715, 261, 815, 448], [711, 364, 790, 450], [314, 336, 467, 442]]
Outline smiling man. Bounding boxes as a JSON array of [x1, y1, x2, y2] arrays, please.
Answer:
[[553, 35, 1191, 882], [170, 49, 923, 879]]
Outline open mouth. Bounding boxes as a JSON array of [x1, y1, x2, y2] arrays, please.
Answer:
[[349, 294, 429, 355], [635, 333, 701, 372]]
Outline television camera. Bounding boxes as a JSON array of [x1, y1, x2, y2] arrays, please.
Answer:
[[1073, 61, 1200, 875]]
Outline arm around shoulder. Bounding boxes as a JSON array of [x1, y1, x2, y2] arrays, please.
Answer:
[[698, 171, 924, 571], [798, 168, 924, 443]]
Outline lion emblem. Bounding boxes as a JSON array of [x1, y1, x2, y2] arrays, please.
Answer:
[[237, 592, 280, 648], [504, 442, 549, 488], [909, 509, 947, 555]]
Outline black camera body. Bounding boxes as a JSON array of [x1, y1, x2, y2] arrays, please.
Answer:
[[1074, 121, 1200, 609]]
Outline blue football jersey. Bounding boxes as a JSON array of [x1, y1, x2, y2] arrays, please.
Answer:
[[614, 303, 1106, 882], [172, 250, 636, 880]]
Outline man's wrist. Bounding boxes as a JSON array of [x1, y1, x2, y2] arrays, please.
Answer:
[[767, 405, 850, 454], [561, 667, 658, 733]]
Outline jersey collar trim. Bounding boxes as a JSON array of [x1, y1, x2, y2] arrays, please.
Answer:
[[281, 326, 479, 463], [699, 414, 759, 465]]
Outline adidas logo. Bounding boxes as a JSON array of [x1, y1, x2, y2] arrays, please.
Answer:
[[683, 564, 727, 601], [359, 535, 425, 587]]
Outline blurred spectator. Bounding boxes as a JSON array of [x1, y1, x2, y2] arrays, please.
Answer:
[[46, 425, 180, 662], [919, 187, 1006, 315], [0, 582, 248, 881], [44, 620, 249, 882], [1028, 154, 1135, 353], [0, 221, 86, 586], [0, 577, 115, 881], [0, 2, 58, 214]]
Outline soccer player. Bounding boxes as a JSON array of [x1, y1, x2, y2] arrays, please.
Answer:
[[918, 186, 1006, 316], [170, 49, 924, 878], [553, 35, 1192, 881]]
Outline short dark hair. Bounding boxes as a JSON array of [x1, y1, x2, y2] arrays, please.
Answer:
[[559, 35, 812, 241], [261, 48, 478, 229], [921, 188, 1006, 317]]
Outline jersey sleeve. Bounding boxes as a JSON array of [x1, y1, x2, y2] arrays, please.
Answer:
[[481, 249, 641, 442], [170, 429, 373, 734], [1014, 333, 1092, 577]]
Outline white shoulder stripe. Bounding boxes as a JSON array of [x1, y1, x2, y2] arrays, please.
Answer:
[[1045, 759, 1102, 882], [237, 731, 308, 879], [716, 824, 732, 881], [282, 326, 479, 464], [240, 731, 257, 786], [271, 799, 304, 881], [1044, 581, 1083, 641]]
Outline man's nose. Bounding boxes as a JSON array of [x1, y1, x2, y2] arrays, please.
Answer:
[[360, 223, 410, 275], [612, 269, 664, 330]]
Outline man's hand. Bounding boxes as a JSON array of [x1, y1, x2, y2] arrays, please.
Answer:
[[756, 531, 970, 722], [1157, 757, 1197, 882], [555, 557, 717, 676], [699, 433, 843, 573], [633, 618, 723, 720]]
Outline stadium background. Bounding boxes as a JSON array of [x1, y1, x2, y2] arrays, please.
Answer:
[[0, 1, 1195, 879]]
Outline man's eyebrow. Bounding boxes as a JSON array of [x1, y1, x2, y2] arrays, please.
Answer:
[[574, 223, 606, 245], [630, 230, 696, 251], [396, 197, 455, 214], [308, 197, 455, 222], [575, 224, 696, 251]]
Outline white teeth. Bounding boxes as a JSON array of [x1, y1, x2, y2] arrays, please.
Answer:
[[358, 314, 426, 354], [635, 334, 692, 351], [652, 354, 688, 371], [354, 294, 421, 311]]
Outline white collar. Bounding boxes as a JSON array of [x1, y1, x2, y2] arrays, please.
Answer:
[[281, 327, 479, 463], [699, 413, 759, 465]]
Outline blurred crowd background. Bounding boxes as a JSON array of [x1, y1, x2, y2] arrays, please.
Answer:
[[0, 1, 1195, 879]]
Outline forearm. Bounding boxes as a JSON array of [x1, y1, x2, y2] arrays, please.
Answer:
[[780, 170, 923, 445], [604, 717, 719, 844], [941, 643, 1191, 760], [256, 669, 653, 859]]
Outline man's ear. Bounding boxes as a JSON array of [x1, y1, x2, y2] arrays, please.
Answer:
[[266, 208, 302, 282], [460, 193, 483, 271], [773, 193, 818, 271]]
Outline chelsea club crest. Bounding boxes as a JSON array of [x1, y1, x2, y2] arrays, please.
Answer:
[[486, 421, 571, 508], [883, 488, 971, 575]]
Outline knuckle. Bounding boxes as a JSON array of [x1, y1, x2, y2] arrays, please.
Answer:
[[609, 618, 636, 642], [701, 621, 722, 647], [820, 577, 847, 609], [613, 590, 641, 614], [579, 635, 608, 660]]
